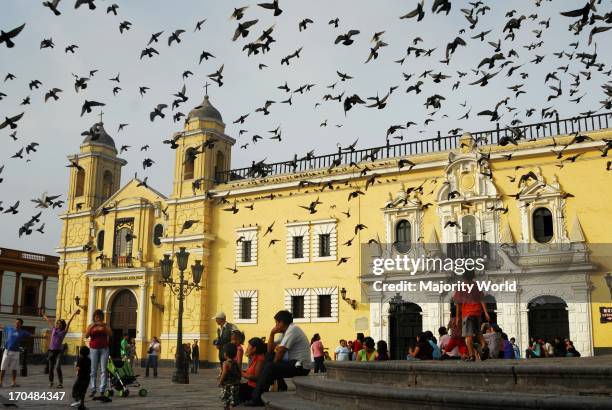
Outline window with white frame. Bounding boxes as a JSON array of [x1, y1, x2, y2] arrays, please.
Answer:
[[233, 290, 258, 324], [284, 288, 311, 322], [312, 219, 337, 261], [286, 222, 309, 263], [284, 287, 338, 323], [311, 287, 338, 322], [235, 226, 258, 266]]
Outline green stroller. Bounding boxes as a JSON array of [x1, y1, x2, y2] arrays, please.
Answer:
[[105, 357, 148, 397]]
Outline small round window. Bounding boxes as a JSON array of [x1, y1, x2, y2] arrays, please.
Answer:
[[533, 208, 553, 243], [153, 224, 164, 246]]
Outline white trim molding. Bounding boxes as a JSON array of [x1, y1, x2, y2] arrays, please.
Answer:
[[233, 290, 258, 324], [310, 287, 339, 323], [284, 287, 339, 323], [159, 233, 216, 244], [54, 245, 88, 254]]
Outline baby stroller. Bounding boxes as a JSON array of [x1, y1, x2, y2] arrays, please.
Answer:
[[105, 357, 147, 398]]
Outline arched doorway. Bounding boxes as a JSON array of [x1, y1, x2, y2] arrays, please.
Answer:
[[528, 295, 569, 342], [389, 300, 422, 359], [109, 289, 137, 358]]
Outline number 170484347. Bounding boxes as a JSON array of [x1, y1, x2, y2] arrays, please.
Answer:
[[8, 391, 66, 401]]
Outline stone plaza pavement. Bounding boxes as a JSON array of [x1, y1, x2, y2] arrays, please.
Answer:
[[0, 365, 247, 409]]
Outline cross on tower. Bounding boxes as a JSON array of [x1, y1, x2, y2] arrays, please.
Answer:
[[98, 110, 104, 123], [204, 82, 210, 97]]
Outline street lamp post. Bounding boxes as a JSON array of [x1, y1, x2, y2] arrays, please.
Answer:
[[159, 247, 203, 384]]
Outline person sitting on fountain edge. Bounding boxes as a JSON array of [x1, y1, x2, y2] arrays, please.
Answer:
[[244, 310, 311, 407]]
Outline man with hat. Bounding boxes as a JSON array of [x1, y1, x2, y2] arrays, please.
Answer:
[[212, 312, 235, 365]]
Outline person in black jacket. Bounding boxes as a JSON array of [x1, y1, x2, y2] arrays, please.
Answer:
[[71, 346, 91, 410], [191, 340, 200, 373]]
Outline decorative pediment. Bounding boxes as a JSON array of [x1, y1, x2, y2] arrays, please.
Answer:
[[95, 178, 167, 215], [518, 168, 562, 199], [516, 170, 570, 245], [437, 151, 498, 203], [383, 184, 422, 211]]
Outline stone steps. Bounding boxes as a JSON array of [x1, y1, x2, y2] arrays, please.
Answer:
[[280, 377, 612, 410], [262, 391, 340, 410], [324, 357, 612, 395], [263, 357, 612, 410]]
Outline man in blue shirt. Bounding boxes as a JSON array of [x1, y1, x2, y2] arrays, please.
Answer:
[[0, 318, 33, 387]]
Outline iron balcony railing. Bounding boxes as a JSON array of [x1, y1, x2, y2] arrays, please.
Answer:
[[0, 334, 51, 355], [215, 111, 612, 183], [446, 241, 490, 261], [101, 255, 134, 268]]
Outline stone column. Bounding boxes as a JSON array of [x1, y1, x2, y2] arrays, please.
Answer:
[[381, 302, 390, 344], [137, 284, 147, 341], [519, 304, 530, 357], [369, 300, 381, 342], [88, 284, 96, 322], [12, 272, 21, 314], [41, 276, 47, 315]]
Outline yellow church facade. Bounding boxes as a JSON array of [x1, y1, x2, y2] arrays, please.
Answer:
[[55, 96, 612, 362]]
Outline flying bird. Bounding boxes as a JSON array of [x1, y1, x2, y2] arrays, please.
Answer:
[[150, 104, 168, 121], [400, 1, 425, 21], [335, 30, 360, 46], [258, 0, 282, 16], [0, 113, 25, 130], [43, 0, 62, 15], [168, 29, 186, 46], [233, 19, 258, 41], [80, 100, 104, 117], [74, 0, 96, 10], [0, 24, 26, 48]]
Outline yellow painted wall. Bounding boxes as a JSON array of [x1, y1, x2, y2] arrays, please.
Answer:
[[57, 112, 612, 362]]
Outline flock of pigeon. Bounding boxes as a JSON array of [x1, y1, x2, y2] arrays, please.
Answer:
[[1, 0, 612, 248]]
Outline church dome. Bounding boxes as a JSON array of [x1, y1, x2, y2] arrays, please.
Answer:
[[188, 95, 223, 123], [81, 122, 116, 149]]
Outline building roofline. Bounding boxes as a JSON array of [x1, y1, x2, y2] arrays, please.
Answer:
[[216, 111, 612, 183]]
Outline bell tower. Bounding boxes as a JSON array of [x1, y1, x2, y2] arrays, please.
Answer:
[[67, 119, 127, 213], [171, 91, 235, 198]]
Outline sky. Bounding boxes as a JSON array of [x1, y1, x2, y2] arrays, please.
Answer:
[[0, 0, 610, 254]]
